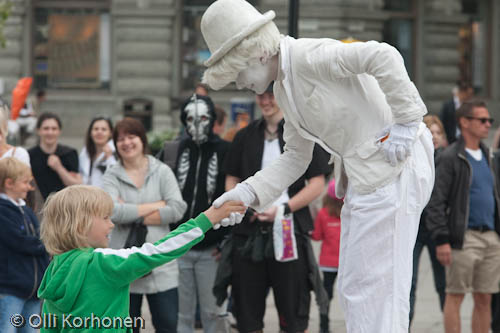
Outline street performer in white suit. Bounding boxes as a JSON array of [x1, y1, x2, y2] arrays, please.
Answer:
[[200, 0, 435, 332]]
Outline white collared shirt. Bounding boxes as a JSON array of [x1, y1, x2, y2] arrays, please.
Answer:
[[0, 192, 26, 207]]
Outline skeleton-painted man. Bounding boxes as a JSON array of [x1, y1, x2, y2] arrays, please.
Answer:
[[200, 0, 435, 332], [170, 94, 231, 332]]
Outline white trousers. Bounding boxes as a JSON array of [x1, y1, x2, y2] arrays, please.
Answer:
[[337, 129, 435, 333]]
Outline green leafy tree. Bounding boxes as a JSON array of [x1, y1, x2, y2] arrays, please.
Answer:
[[0, 1, 12, 48]]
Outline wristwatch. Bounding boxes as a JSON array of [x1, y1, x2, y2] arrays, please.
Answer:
[[283, 202, 292, 215]]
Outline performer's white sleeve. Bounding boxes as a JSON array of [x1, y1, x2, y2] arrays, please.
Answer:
[[244, 119, 314, 211], [311, 40, 427, 124]]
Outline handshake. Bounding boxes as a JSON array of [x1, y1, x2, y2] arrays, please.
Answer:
[[207, 183, 256, 229]]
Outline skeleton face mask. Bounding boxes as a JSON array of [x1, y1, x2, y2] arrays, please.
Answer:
[[184, 99, 212, 144]]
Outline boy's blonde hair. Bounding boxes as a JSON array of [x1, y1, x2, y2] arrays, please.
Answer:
[[202, 22, 281, 90], [0, 157, 32, 192], [40, 185, 114, 255]]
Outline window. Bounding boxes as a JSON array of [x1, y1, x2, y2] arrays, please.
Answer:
[[32, 0, 111, 90], [458, 0, 492, 96], [181, 4, 209, 93], [180, 0, 259, 93], [383, 0, 415, 78]]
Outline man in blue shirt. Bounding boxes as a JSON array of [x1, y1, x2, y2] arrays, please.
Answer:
[[427, 99, 500, 333]]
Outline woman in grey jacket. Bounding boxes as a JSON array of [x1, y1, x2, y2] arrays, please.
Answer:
[[102, 117, 187, 333]]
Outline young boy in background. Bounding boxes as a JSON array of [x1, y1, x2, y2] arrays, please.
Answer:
[[0, 157, 49, 333]]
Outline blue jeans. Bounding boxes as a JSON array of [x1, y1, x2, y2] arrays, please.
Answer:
[[130, 288, 178, 333], [0, 294, 41, 333], [177, 247, 229, 333], [409, 224, 446, 322]]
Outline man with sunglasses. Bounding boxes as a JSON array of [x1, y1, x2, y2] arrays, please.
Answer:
[[427, 99, 500, 333]]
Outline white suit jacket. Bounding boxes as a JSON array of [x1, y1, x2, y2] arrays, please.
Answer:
[[245, 36, 428, 210]]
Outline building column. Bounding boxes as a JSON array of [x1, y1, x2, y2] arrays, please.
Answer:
[[112, 0, 176, 130], [491, 0, 500, 103], [421, 0, 467, 114]]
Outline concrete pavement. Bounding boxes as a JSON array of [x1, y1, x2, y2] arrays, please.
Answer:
[[138, 244, 474, 333]]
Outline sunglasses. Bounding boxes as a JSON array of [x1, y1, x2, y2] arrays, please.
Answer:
[[465, 116, 494, 124]]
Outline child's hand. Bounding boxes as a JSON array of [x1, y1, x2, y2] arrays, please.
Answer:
[[204, 201, 246, 226]]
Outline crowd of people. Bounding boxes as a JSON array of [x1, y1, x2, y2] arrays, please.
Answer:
[[1, 1, 500, 332], [0, 84, 332, 333], [2, 80, 500, 333]]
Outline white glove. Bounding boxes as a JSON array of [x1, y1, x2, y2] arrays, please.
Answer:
[[212, 183, 256, 229], [380, 122, 419, 167]]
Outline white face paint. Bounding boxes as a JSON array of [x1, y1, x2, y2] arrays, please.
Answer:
[[235, 58, 275, 95], [184, 100, 212, 144]]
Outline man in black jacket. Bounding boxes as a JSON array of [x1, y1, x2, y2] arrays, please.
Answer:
[[440, 81, 474, 145], [221, 85, 331, 333], [427, 99, 500, 333]]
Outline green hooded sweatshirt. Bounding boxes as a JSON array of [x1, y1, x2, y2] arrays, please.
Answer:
[[37, 214, 212, 332]]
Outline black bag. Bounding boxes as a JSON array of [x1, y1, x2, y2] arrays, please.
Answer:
[[124, 219, 148, 248], [124, 219, 152, 278]]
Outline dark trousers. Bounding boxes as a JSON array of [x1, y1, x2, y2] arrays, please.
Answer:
[[130, 288, 178, 333], [320, 271, 338, 332], [409, 226, 446, 322], [231, 233, 311, 333], [492, 292, 500, 332]]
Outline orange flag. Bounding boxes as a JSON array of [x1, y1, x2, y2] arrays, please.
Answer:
[[10, 77, 33, 120]]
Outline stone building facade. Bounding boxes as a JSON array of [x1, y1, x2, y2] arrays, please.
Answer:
[[0, 0, 498, 138]]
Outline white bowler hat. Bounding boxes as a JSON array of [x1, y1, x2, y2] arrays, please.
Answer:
[[201, 0, 275, 67]]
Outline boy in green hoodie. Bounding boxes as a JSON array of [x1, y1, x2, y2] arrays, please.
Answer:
[[37, 185, 245, 332]]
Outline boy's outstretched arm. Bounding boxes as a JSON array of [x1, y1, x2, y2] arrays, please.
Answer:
[[94, 201, 245, 286]]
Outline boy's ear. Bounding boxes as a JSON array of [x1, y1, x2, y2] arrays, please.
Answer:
[[4, 178, 14, 189]]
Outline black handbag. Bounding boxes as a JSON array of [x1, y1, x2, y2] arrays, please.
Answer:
[[124, 219, 152, 279], [124, 218, 148, 248]]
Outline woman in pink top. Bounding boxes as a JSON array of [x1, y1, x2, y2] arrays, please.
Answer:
[[311, 179, 343, 333]]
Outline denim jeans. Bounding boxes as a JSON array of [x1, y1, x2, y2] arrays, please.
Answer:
[[409, 224, 446, 322], [177, 247, 229, 333], [0, 294, 41, 333], [130, 288, 178, 333]]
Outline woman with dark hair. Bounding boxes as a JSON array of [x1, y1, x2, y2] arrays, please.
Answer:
[[28, 112, 81, 200], [79, 116, 117, 187], [101, 117, 187, 333]]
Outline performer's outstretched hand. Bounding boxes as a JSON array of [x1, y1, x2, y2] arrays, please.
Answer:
[[212, 183, 256, 229], [381, 122, 419, 166]]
